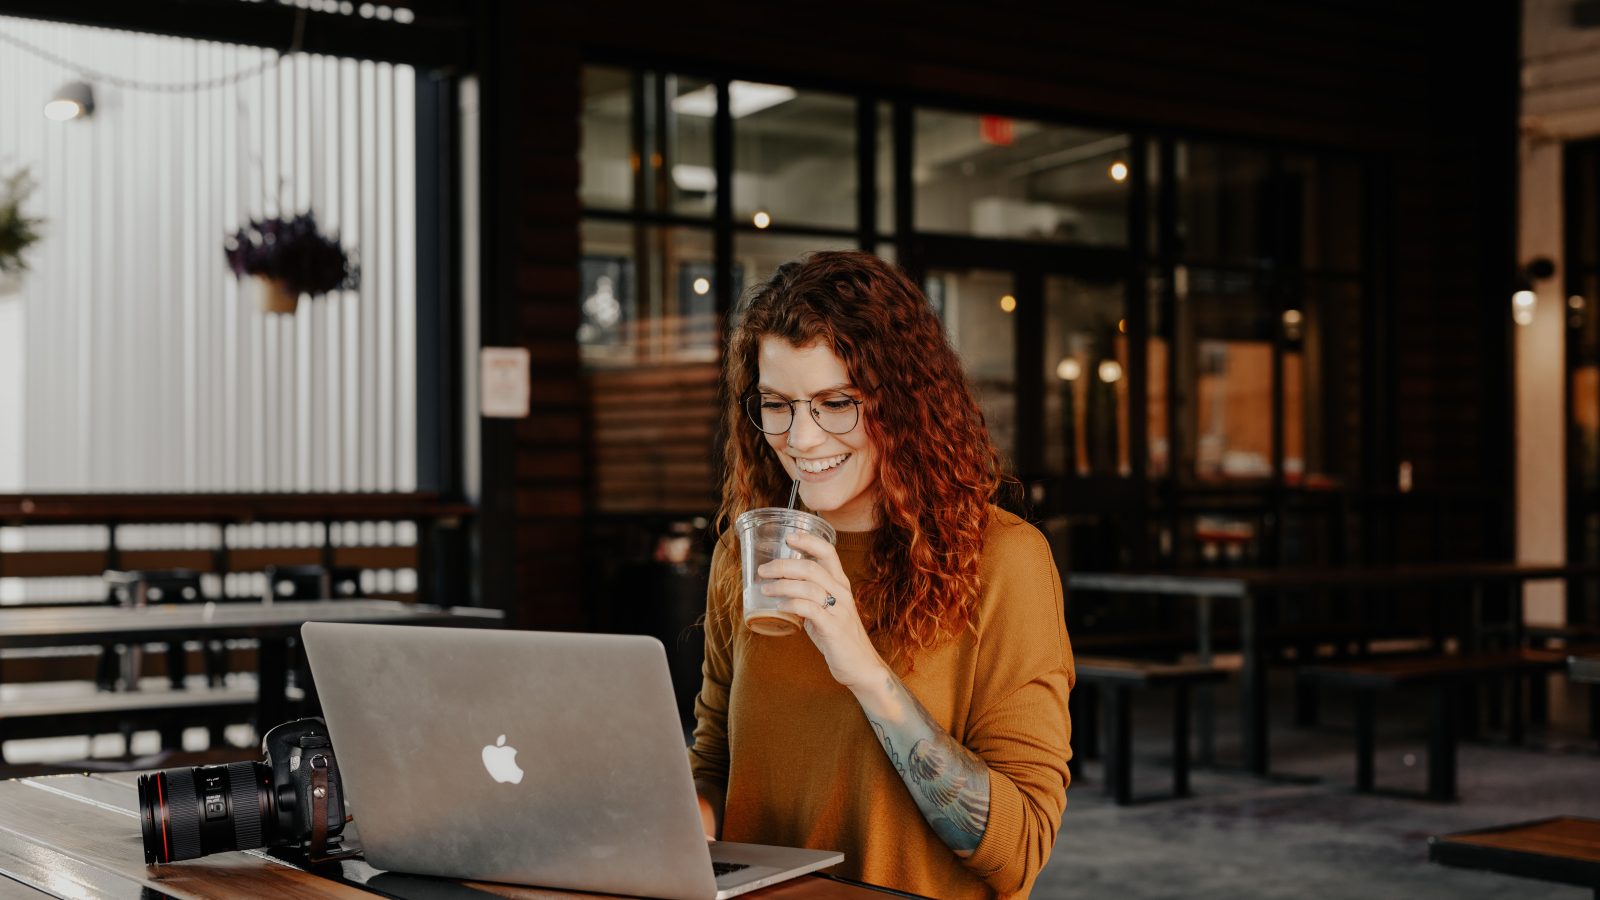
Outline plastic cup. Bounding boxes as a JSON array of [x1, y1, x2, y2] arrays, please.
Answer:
[[734, 507, 838, 636]]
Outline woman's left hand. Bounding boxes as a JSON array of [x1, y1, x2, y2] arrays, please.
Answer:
[[758, 531, 887, 691]]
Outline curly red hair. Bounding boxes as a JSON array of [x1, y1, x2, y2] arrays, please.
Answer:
[[713, 250, 1004, 663]]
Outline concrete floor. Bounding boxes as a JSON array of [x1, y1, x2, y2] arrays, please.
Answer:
[[1034, 676, 1600, 899]]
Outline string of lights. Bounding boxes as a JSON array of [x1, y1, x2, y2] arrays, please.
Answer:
[[0, 11, 304, 93]]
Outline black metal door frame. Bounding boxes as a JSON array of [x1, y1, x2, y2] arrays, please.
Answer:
[[902, 233, 1145, 537]]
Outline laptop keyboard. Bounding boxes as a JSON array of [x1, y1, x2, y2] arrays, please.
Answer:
[[712, 861, 751, 878]]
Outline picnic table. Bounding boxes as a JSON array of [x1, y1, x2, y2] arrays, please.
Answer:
[[0, 600, 504, 756], [1068, 561, 1600, 775]]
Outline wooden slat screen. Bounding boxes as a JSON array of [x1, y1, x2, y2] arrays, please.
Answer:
[[587, 362, 719, 514]]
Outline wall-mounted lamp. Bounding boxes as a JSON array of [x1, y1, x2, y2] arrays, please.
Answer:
[[1512, 257, 1555, 327], [44, 81, 95, 121]]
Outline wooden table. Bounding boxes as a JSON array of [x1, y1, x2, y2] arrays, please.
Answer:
[[1428, 816, 1600, 898], [0, 774, 911, 899], [0, 601, 505, 741], [1069, 561, 1600, 776]]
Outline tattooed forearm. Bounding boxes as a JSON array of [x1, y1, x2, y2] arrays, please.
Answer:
[[859, 671, 990, 857], [872, 721, 907, 776]]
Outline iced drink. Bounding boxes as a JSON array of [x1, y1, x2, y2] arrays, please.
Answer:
[[734, 507, 838, 636]]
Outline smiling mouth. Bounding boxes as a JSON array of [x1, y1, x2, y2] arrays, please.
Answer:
[[793, 453, 850, 474]]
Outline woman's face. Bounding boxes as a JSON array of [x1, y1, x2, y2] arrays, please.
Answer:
[[756, 337, 879, 532]]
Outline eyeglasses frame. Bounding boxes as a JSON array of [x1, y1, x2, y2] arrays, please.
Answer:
[[743, 389, 865, 436]]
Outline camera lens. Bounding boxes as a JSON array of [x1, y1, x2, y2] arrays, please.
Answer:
[[137, 761, 273, 864]]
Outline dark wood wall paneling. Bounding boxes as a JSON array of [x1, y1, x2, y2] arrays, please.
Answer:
[[479, 5, 585, 628], [482, 0, 1518, 625]]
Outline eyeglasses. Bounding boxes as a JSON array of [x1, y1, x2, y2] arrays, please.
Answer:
[[744, 390, 863, 435]]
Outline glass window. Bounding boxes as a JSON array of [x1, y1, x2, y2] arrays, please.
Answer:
[[580, 221, 717, 367], [1177, 266, 1274, 482], [927, 268, 1017, 463], [1043, 275, 1128, 478], [580, 66, 633, 211], [877, 101, 895, 235], [732, 85, 856, 230], [732, 233, 857, 306], [1175, 142, 1271, 265], [580, 69, 716, 216], [915, 109, 1129, 245], [1287, 278, 1362, 489], [661, 75, 716, 217], [1146, 268, 1171, 479], [1146, 138, 1163, 253]]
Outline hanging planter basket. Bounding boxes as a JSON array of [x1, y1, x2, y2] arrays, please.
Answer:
[[252, 276, 300, 314], [0, 168, 44, 297], [224, 212, 358, 315]]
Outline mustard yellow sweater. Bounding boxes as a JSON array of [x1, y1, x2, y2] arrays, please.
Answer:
[[689, 507, 1074, 898]]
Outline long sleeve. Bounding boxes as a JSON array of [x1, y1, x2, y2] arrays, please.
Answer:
[[958, 517, 1074, 896], [688, 540, 738, 789], [705, 509, 1069, 899]]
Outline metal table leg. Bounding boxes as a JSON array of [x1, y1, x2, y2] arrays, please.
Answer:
[[1240, 590, 1269, 775], [1196, 594, 1215, 767]]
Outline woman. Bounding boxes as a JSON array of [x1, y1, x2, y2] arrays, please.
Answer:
[[691, 248, 1075, 890], [689, 251, 1073, 899]]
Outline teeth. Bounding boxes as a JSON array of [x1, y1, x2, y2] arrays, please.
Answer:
[[795, 453, 849, 474]]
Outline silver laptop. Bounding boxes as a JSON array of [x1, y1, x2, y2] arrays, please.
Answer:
[[300, 622, 843, 899]]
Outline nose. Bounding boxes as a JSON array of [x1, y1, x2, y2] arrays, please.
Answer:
[[786, 402, 828, 452]]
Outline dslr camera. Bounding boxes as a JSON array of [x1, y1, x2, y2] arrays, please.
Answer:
[[137, 717, 348, 864]]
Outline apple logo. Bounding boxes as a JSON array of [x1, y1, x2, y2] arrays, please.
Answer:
[[482, 734, 524, 784]]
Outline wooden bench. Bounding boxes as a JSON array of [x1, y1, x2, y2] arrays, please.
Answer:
[[1524, 626, 1600, 729], [1071, 656, 1230, 804], [1527, 623, 1600, 645], [0, 677, 258, 759], [1428, 816, 1600, 898], [1297, 649, 1568, 801]]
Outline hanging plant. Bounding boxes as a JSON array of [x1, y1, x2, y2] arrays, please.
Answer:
[[223, 211, 359, 314], [0, 168, 44, 295]]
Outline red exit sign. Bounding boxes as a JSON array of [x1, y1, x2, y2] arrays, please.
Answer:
[[980, 115, 1013, 146]]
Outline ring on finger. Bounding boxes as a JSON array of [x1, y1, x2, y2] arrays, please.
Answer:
[[824, 594, 837, 609]]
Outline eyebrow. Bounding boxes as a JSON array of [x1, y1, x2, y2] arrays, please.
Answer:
[[755, 382, 857, 396]]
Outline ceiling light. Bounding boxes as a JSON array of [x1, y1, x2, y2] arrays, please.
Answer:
[[692, 277, 710, 295], [752, 211, 771, 229], [673, 81, 797, 119], [1109, 161, 1129, 183], [999, 294, 1016, 313], [44, 81, 94, 121], [1056, 358, 1081, 381], [1098, 360, 1123, 383], [672, 164, 716, 193], [1282, 308, 1304, 340], [1512, 290, 1536, 327]]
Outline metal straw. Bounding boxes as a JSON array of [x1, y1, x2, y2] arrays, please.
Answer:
[[787, 478, 800, 510]]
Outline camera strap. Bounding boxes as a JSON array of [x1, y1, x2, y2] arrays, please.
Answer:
[[305, 755, 357, 864], [310, 761, 330, 853]]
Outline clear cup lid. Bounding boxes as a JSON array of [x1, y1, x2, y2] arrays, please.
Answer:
[[734, 507, 837, 544]]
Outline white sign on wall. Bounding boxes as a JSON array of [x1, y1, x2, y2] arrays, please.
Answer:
[[480, 347, 531, 419]]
